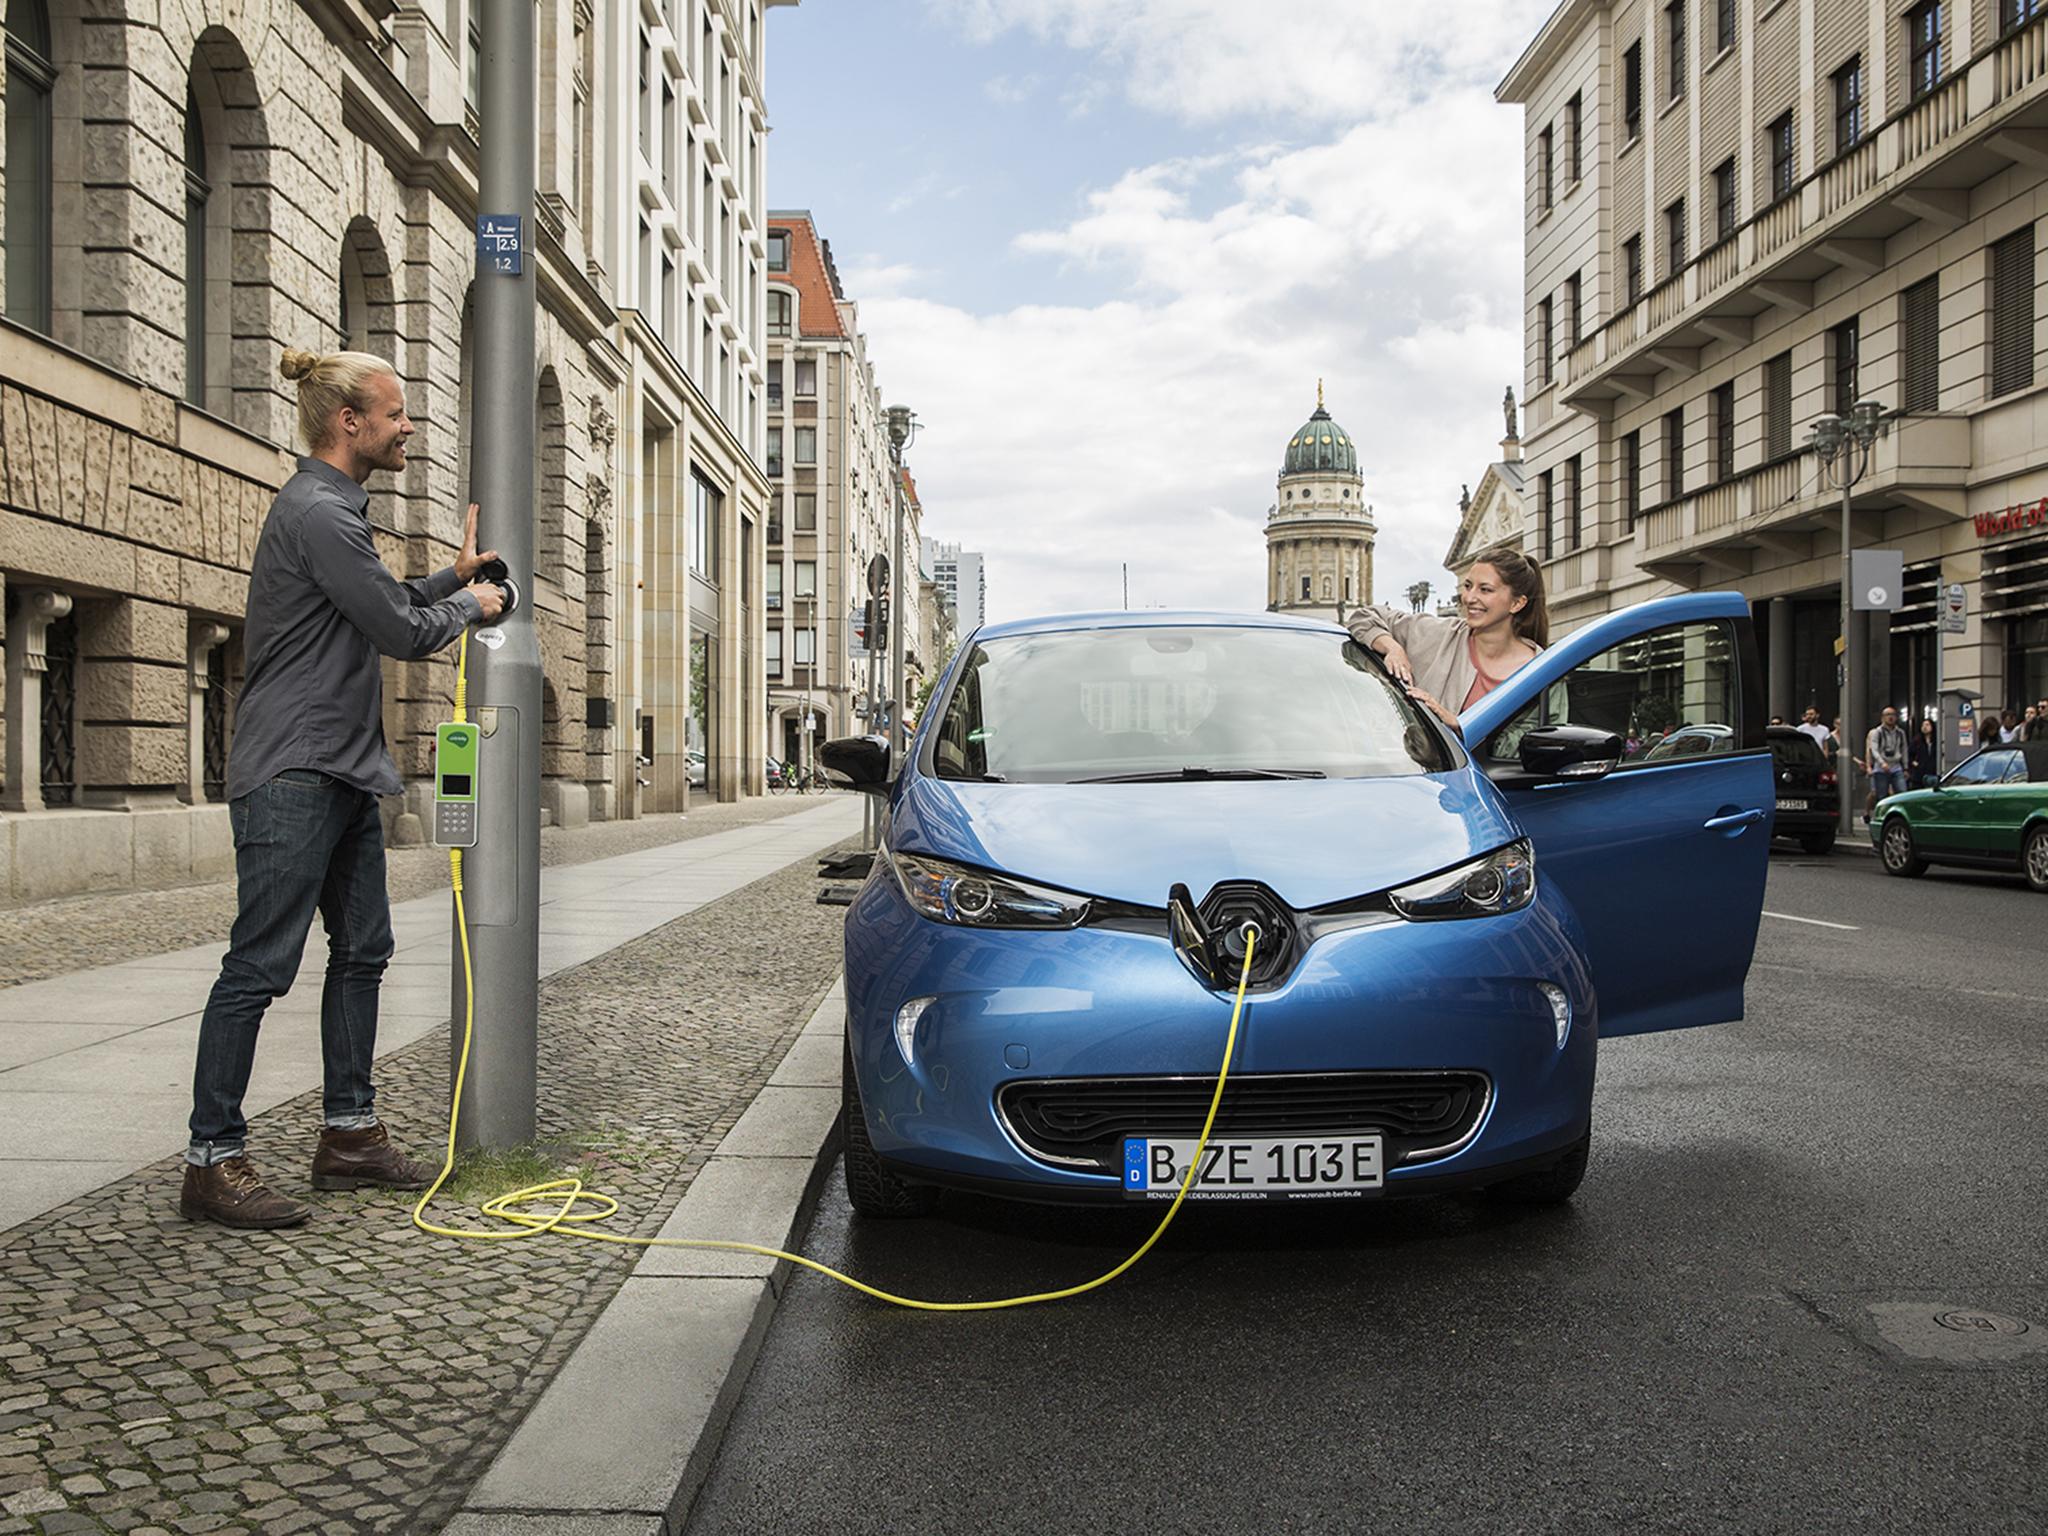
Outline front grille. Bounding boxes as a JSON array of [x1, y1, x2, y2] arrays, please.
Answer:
[[997, 1070, 1491, 1174]]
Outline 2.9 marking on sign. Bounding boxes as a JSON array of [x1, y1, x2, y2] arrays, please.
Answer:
[[476, 215, 522, 275]]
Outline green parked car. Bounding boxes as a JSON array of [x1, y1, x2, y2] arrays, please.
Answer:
[[1872, 742, 2048, 891]]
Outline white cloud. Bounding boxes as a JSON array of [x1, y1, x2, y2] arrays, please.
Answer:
[[853, 2, 1549, 622], [981, 72, 1040, 105]]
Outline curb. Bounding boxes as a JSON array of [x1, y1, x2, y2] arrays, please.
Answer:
[[443, 978, 846, 1536]]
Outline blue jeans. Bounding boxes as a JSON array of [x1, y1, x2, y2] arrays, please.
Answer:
[[1870, 767, 1908, 799], [188, 771, 394, 1163]]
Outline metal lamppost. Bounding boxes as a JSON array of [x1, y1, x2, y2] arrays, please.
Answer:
[[1806, 397, 1889, 838], [884, 405, 919, 762]]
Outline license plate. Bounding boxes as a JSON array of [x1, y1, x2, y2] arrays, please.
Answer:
[[1121, 1134, 1384, 1200], [1776, 798, 1807, 811]]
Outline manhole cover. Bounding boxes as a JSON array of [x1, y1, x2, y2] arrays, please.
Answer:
[[1935, 1309, 2029, 1336]]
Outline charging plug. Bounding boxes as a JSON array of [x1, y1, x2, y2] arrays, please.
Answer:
[[474, 557, 521, 619]]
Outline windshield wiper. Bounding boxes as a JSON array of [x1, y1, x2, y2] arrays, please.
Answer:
[[1070, 767, 1327, 784]]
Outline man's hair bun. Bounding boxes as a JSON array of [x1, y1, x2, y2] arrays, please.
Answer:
[[279, 347, 321, 382]]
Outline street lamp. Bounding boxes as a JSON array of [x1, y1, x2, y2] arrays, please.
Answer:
[[1806, 397, 1890, 838], [884, 405, 919, 766]]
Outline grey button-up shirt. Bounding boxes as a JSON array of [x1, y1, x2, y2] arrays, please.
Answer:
[[227, 458, 481, 801]]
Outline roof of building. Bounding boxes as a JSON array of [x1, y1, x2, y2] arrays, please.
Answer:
[[1282, 397, 1360, 478], [899, 466, 921, 509], [766, 214, 846, 340]]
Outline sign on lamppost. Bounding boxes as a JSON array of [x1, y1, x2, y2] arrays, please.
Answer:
[[1849, 549, 1903, 611], [1940, 582, 1968, 634]]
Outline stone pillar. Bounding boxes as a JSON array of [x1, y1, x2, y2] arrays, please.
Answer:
[[2, 588, 75, 814], [78, 598, 186, 812], [1768, 597, 1793, 720], [185, 621, 231, 805]]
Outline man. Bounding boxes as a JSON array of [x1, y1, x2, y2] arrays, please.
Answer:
[[1864, 705, 1909, 823], [182, 347, 507, 1229], [1795, 706, 1831, 753]]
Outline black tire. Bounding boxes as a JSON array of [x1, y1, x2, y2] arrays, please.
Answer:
[[843, 1035, 939, 1218], [2024, 826, 2048, 894], [1879, 815, 1927, 878], [1800, 830, 1836, 856], [1482, 1129, 1590, 1206]]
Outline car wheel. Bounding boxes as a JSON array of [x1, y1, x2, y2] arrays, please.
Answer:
[[1879, 816, 1927, 878], [1481, 1129, 1589, 1207], [1800, 830, 1836, 856], [2025, 826, 2048, 894], [843, 1034, 939, 1218]]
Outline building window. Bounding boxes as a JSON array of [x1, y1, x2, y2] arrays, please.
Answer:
[[767, 290, 792, 337], [2004, 0, 2046, 33], [1665, 198, 1687, 274], [467, 4, 482, 112], [1991, 226, 2036, 398], [765, 426, 783, 477], [767, 229, 790, 272], [1566, 93, 1582, 183], [766, 564, 783, 609], [1562, 455, 1581, 552], [39, 609, 77, 806], [1566, 272, 1582, 346], [184, 89, 210, 408], [1901, 276, 1940, 413], [1665, 407, 1686, 500], [202, 642, 231, 803], [1666, 0, 1687, 101], [1623, 40, 1643, 139], [1713, 158, 1736, 243], [1833, 58, 1863, 156], [1908, 2, 1944, 102], [1622, 429, 1642, 531], [794, 426, 817, 465], [1765, 350, 1793, 458], [1539, 126, 1554, 212], [5, 0, 54, 333], [1711, 381, 1735, 481], [794, 628, 816, 667], [794, 560, 816, 598], [767, 359, 783, 407], [765, 628, 783, 677], [794, 492, 817, 531], [1769, 112, 1796, 202], [1624, 235, 1644, 304], [690, 471, 722, 579], [1831, 317, 1860, 415], [794, 358, 817, 397], [1716, 0, 1736, 53], [1537, 470, 1554, 560], [1538, 297, 1555, 385], [1300, 574, 1312, 602]]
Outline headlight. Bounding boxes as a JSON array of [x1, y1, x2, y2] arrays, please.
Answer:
[[1388, 841, 1536, 921], [886, 848, 1091, 928]]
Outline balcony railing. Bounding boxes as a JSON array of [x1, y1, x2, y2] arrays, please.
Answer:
[[1561, 16, 2048, 406]]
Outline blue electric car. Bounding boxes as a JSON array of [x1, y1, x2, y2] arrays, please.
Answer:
[[823, 592, 1771, 1216]]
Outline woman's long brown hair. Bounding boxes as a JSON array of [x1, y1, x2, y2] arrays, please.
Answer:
[[1468, 545, 1549, 648]]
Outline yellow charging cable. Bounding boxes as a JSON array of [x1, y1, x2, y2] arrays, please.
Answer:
[[412, 627, 1259, 1309]]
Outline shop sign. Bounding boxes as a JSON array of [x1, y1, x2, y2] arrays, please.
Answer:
[[1974, 497, 2048, 538]]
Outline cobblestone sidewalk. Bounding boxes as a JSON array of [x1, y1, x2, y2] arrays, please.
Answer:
[[0, 838, 856, 1535], [0, 793, 847, 989]]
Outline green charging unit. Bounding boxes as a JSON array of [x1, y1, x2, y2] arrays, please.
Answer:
[[434, 722, 480, 848]]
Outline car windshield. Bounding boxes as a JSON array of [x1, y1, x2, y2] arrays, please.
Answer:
[[928, 625, 1458, 785], [1945, 749, 2020, 786], [1769, 732, 1826, 768]]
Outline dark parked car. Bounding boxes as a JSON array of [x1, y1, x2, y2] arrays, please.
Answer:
[[1766, 725, 1839, 855]]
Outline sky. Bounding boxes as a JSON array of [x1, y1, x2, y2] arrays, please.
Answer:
[[763, 0, 1559, 625]]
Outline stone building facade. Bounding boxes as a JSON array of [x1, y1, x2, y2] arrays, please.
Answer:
[[1445, 387, 1531, 583], [0, 0, 786, 903], [1266, 388, 1374, 624], [1502, 0, 2048, 733]]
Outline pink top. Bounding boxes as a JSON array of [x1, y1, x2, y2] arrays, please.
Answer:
[[1460, 634, 1511, 712]]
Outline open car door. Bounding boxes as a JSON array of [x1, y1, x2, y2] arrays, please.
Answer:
[[1460, 592, 1772, 1038]]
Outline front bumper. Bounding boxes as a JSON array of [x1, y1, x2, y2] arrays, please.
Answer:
[[842, 870, 1598, 1202]]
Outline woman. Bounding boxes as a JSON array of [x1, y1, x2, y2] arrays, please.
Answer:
[[1346, 546, 1548, 731], [1909, 716, 1939, 788]]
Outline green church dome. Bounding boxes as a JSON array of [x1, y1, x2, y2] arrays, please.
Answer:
[[1282, 400, 1358, 477]]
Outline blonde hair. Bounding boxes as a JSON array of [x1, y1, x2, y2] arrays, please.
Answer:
[[279, 348, 399, 450]]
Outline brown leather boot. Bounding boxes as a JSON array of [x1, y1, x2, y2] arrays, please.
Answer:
[[180, 1156, 311, 1229], [311, 1123, 433, 1191]]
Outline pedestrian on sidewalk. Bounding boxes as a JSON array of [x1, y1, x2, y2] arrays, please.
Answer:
[[181, 348, 507, 1230], [1345, 546, 1547, 732], [1795, 707, 1831, 753], [1910, 716, 1940, 788], [1863, 707, 1909, 823]]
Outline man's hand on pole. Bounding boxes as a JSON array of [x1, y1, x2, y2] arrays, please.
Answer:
[[455, 503, 501, 583]]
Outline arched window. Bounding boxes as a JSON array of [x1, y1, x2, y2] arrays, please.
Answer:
[[184, 85, 209, 405], [4, 0, 55, 332]]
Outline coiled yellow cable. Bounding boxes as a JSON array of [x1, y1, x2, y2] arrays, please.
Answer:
[[412, 628, 1259, 1309]]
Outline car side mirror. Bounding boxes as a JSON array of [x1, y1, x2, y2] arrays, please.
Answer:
[[1516, 724, 1625, 783], [820, 734, 893, 794]]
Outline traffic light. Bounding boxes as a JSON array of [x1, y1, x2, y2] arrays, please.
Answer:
[[861, 597, 889, 652]]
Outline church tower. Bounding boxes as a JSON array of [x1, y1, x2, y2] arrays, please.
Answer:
[[1265, 384, 1374, 623]]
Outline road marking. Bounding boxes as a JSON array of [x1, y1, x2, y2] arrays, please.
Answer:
[[1761, 910, 1861, 931]]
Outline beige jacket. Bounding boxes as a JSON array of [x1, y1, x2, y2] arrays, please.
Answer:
[[1344, 605, 1542, 714]]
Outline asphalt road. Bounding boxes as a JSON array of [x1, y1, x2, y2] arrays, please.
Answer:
[[687, 848, 2048, 1535]]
